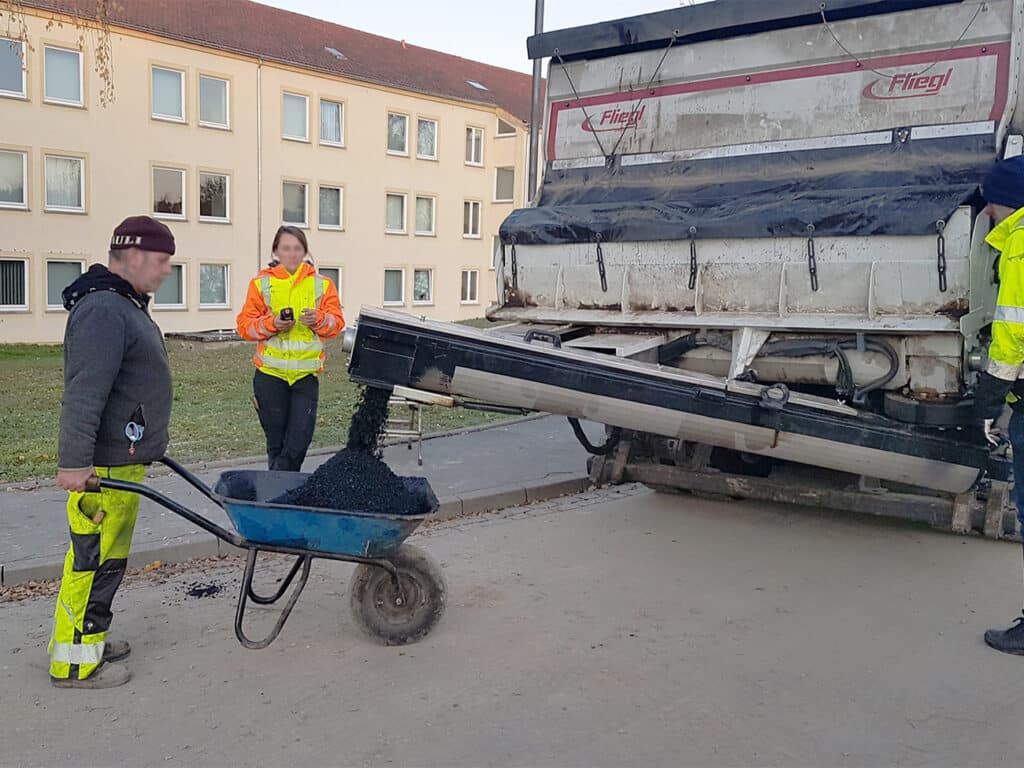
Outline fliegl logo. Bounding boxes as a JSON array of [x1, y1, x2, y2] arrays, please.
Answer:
[[863, 67, 954, 100], [581, 106, 647, 132]]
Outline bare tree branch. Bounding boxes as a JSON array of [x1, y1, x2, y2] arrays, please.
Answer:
[[1, 0, 120, 105]]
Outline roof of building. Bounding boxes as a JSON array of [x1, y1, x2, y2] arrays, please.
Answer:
[[24, 0, 540, 122]]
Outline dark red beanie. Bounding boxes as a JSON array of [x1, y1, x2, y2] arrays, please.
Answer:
[[110, 215, 176, 255]]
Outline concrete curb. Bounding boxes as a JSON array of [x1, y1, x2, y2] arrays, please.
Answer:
[[0, 473, 590, 588], [0, 413, 546, 493]]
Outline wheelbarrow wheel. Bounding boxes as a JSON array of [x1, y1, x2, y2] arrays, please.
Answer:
[[348, 544, 447, 645]]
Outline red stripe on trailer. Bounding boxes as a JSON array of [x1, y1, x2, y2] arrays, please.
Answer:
[[547, 43, 1010, 161]]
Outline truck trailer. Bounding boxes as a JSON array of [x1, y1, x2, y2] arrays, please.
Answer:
[[346, 0, 1022, 537]]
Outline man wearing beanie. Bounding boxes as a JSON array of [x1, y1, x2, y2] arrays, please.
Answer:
[[49, 215, 175, 688], [973, 155, 1024, 655]]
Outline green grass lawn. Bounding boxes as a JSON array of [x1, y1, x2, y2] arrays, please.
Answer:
[[0, 333, 507, 483]]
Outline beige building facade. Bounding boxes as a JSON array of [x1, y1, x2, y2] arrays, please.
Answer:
[[0, 7, 534, 343]]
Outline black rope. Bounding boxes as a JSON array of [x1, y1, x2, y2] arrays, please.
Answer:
[[819, 1, 982, 80], [608, 33, 678, 158], [554, 48, 610, 160]]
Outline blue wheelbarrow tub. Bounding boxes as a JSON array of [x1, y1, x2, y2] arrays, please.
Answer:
[[212, 470, 437, 558]]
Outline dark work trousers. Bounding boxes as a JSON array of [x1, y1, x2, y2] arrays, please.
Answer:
[[1007, 409, 1024, 606], [253, 369, 320, 471]]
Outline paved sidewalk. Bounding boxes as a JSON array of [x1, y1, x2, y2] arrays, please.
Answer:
[[0, 415, 598, 585]]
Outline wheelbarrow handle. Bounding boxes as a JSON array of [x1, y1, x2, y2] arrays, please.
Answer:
[[158, 456, 221, 503], [85, 474, 244, 547]]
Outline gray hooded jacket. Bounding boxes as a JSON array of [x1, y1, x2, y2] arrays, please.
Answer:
[[57, 265, 172, 469]]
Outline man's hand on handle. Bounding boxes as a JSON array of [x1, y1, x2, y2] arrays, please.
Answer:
[[56, 467, 97, 492]]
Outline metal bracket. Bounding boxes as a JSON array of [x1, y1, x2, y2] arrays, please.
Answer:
[[856, 475, 887, 495], [759, 383, 790, 411], [524, 329, 563, 348], [806, 224, 819, 292], [595, 234, 608, 293], [510, 235, 519, 291], [688, 226, 698, 291], [729, 327, 771, 381], [936, 219, 947, 293]]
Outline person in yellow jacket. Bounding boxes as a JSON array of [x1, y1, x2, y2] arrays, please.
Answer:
[[973, 156, 1024, 655], [237, 226, 344, 471]]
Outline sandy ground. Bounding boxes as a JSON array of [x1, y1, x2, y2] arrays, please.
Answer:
[[2, 485, 1023, 768]]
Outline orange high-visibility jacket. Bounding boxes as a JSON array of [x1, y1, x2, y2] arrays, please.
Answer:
[[236, 262, 344, 384]]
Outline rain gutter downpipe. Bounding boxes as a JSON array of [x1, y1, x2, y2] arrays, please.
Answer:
[[257, 58, 264, 271]]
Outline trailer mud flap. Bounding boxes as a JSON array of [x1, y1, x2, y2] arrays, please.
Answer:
[[347, 308, 1009, 494]]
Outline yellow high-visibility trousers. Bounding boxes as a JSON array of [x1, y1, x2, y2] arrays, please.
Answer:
[[49, 465, 144, 680]]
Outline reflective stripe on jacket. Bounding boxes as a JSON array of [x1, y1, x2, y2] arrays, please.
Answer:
[[236, 262, 344, 385], [985, 207, 1024, 382]]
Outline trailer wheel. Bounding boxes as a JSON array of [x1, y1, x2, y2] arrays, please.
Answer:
[[349, 544, 447, 645]]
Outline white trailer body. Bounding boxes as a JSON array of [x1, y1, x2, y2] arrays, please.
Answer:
[[493, 0, 1024, 417]]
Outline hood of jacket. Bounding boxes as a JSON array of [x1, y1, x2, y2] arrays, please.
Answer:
[[62, 264, 151, 311]]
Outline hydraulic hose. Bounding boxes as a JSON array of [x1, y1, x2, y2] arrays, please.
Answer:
[[568, 417, 621, 455]]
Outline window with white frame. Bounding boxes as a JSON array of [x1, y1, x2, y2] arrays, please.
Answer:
[[199, 263, 229, 307], [153, 167, 185, 218], [46, 260, 83, 309], [44, 46, 82, 106], [385, 192, 406, 234], [319, 185, 343, 229], [465, 126, 483, 165], [417, 118, 437, 160], [282, 92, 309, 141], [319, 266, 341, 296], [44, 155, 84, 212], [463, 200, 481, 238], [199, 172, 229, 222], [496, 117, 516, 137], [320, 100, 344, 146], [151, 66, 185, 121], [199, 75, 229, 128], [282, 181, 308, 226], [154, 264, 185, 308], [461, 269, 479, 304], [415, 196, 435, 236], [1, 38, 25, 98], [413, 268, 433, 305], [495, 167, 515, 202], [0, 149, 27, 209], [387, 112, 408, 154], [383, 268, 405, 305], [0, 258, 27, 309]]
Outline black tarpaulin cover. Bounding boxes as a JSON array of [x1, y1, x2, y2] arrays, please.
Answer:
[[499, 134, 995, 245]]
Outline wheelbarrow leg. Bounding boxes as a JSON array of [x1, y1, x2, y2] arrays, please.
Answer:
[[247, 553, 307, 605], [234, 549, 312, 650]]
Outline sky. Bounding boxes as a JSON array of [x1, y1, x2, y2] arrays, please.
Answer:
[[260, 1, 714, 74]]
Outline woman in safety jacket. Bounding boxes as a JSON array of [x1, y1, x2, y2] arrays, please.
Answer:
[[237, 226, 344, 471], [972, 155, 1024, 656]]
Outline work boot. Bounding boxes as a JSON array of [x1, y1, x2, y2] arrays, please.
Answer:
[[51, 662, 131, 689], [103, 639, 131, 662], [984, 615, 1024, 656]]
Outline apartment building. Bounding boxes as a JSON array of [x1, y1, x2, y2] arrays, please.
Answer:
[[0, 0, 536, 343]]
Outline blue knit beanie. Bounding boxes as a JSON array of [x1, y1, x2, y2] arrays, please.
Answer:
[[982, 156, 1024, 210]]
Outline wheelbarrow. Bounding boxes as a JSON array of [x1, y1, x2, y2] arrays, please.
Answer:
[[87, 456, 446, 649]]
